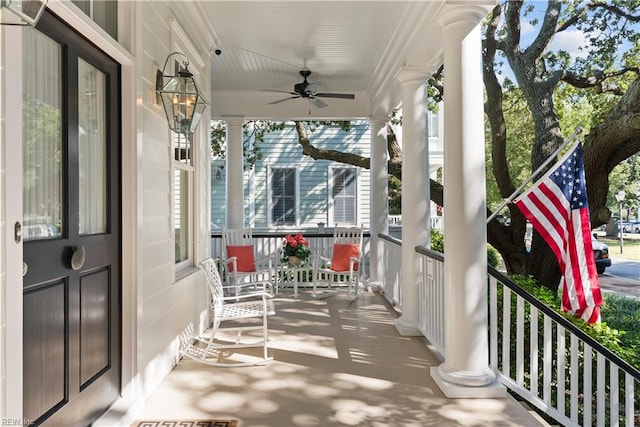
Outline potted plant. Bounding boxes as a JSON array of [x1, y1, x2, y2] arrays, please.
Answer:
[[281, 233, 311, 267]]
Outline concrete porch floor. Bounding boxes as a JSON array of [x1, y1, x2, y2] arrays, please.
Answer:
[[128, 289, 549, 426]]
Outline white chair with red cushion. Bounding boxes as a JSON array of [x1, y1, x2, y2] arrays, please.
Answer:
[[222, 228, 277, 296], [312, 225, 364, 300]]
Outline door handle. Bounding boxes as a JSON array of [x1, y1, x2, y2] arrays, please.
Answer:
[[71, 246, 86, 271]]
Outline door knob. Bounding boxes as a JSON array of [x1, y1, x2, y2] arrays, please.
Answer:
[[71, 246, 86, 270]]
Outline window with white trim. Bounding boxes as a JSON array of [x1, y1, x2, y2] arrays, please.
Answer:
[[331, 167, 357, 225], [174, 131, 194, 268], [271, 168, 296, 226]]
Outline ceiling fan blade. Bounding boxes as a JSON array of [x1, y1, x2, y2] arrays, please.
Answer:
[[315, 93, 355, 100], [310, 97, 328, 109], [261, 89, 298, 95], [268, 95, 300, 105]]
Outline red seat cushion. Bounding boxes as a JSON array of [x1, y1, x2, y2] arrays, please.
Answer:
[[226, 245, 256, 272], [331, 243, 360, 272]]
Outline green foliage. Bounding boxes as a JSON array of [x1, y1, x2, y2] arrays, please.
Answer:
[[388, 176, 402, 214], [609, 156, 640, 220], [429, 229, 499, 267], [510, 274, 640, 371], [430, 228, 444, 252], [487, 245, 500, 268]]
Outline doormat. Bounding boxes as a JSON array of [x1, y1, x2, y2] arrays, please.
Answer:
[[131, 420, 238, 427]]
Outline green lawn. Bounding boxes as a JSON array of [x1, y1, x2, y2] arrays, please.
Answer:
[[594, 231, 640, 261]]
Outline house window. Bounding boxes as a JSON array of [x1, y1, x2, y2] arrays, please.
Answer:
[[174, 132, 194, 267], [331, 167, 357, 225], [271, 168, 296, 226]]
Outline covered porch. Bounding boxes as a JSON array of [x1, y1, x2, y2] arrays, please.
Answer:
[[126, 291, 545, 426]]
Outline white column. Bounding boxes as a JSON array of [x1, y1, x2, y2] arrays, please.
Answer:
[[225, 117, 244, 228], [369, 117, 388, 287], [395, 68, 430, 336], [431, 6, 505, 398]]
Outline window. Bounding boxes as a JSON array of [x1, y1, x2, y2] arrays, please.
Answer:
[[271, 168, 296, 226], [71, 1, 117, 39], [166, 20, 204, 272], [331, 167, 357, 225], [174, 132, 193, 267]]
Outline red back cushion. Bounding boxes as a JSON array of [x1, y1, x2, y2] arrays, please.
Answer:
[[226, 245, 256, 272], [331, 243, 360, 272]]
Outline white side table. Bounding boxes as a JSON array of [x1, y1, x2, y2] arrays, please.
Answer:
[[278, 265, 313, 297]]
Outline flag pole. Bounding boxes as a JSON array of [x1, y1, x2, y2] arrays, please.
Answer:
[[487, 126, 584, 224]]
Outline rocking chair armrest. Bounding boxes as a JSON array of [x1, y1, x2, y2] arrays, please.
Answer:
[[224, 256, 239, 269], [255, 255, 278, 269], [312, 254, 331, 269], [221, 291, 272, 302]]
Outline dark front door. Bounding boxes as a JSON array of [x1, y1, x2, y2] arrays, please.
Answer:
[[22, 10, 121, 426]]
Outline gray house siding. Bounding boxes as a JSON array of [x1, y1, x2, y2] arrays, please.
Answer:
[[211, 120, 371, 230]]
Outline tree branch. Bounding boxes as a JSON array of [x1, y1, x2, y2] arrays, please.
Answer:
[[559, 2, 639, 32], [562, 67, 640, 93]]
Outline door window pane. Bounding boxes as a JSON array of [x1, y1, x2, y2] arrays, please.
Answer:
[[78, 59, 107, 235], [272, 168, 296, 226], [22, 30, 63, 241]]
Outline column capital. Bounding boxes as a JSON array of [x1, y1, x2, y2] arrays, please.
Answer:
[[222, 116, 245, 126], [395, 66, 431, 85], [439, 4, 491, 30], [368, 115, 389, 127]]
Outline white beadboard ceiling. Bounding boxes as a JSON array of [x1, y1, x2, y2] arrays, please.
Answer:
[[180, 1, 489, 120]]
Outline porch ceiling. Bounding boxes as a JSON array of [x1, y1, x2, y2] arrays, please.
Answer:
[[183, 1, 459, 120]]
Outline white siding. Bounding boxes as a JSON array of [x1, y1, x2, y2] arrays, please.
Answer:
[[136, 0, 210, 400]]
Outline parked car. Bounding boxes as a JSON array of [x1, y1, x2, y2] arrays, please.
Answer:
[[632, 221, 640, 234], [592, 236, 611, 275], [621, 221, 634, 233]]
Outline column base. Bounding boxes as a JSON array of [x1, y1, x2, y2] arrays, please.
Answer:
[[394, 316, 421, 336], [430, 365, 506, 398], [368, 281, 383, 292]]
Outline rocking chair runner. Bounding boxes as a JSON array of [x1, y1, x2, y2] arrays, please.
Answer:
[[312, 226, 364, 299], [222, 228, 278, 296], [181, 258, 275, 367]]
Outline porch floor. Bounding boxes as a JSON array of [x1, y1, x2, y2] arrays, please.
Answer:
[[129, 289, 548, 426]]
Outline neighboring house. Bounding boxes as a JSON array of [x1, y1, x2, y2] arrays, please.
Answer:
[[211, 113, 444, 230], [212, 120, 371, 229]]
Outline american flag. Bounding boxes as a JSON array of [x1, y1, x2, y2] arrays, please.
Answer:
[[514, 143, 602, 324]]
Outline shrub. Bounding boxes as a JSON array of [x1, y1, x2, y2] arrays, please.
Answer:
[[430, 228, 501, 268]]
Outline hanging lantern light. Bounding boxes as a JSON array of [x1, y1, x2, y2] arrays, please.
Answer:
[[156, 52, 208, 135], [0, 0, 48, 26]]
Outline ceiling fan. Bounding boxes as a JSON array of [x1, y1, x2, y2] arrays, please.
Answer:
[[264, 69, 355, 109]]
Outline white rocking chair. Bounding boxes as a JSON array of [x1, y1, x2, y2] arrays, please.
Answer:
[[312, 226, 364, 300], [222, 228, 278, 296], [181, 258, 275, 367]]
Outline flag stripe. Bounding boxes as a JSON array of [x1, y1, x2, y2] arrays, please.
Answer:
[[513, 142, 602, 324]]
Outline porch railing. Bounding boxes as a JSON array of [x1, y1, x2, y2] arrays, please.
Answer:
[[210, 228, 371, 283], [412, 238, 640, 427], [379, 234, 403, 307]]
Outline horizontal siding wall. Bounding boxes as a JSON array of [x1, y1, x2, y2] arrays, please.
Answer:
[[138, 0, 209, 399], [215, 120, 371, 230]]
